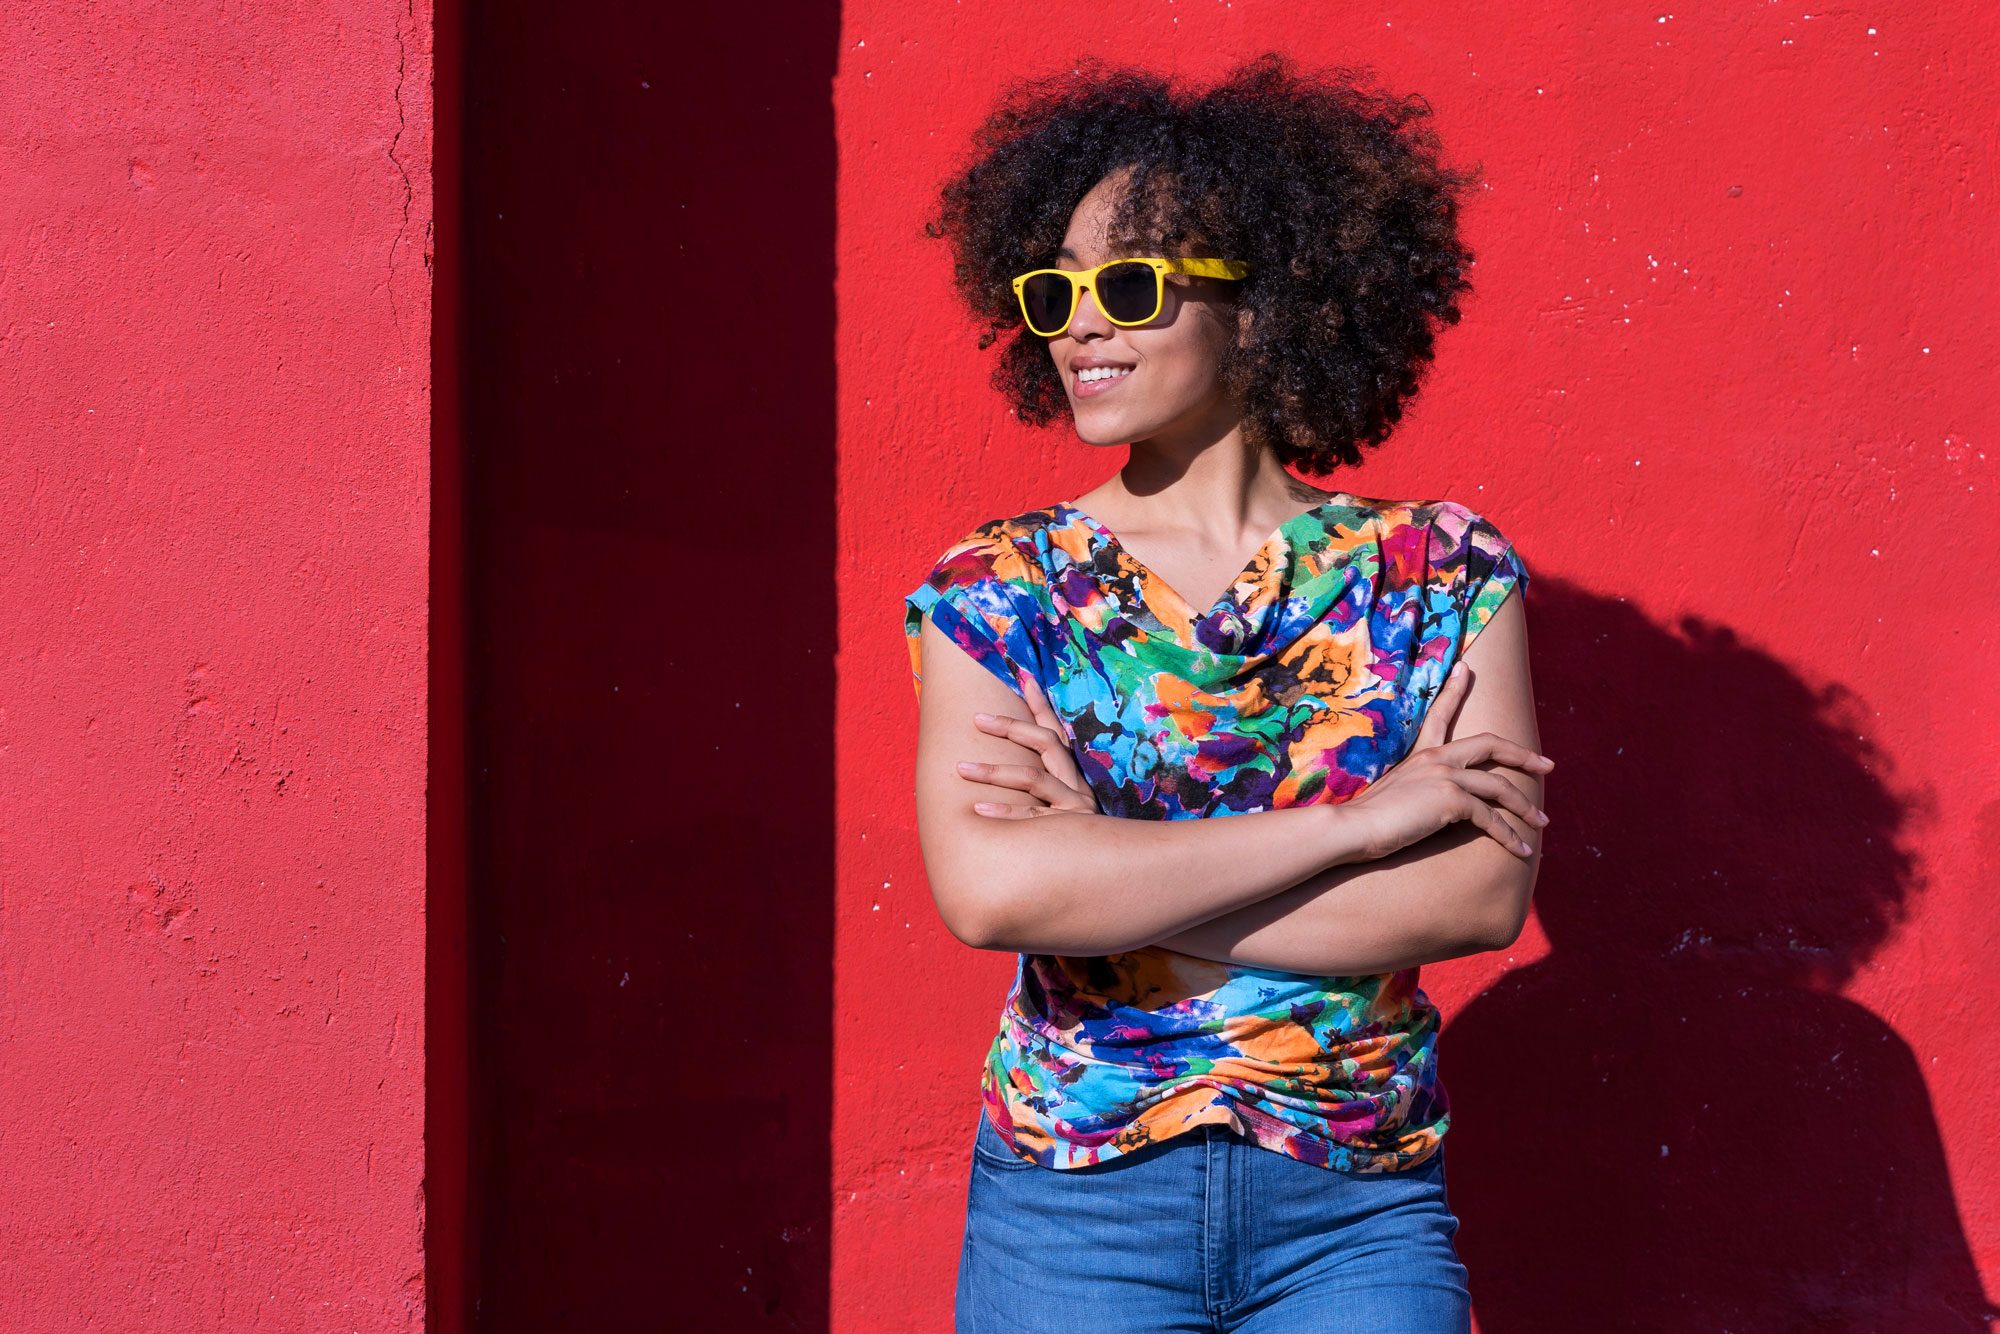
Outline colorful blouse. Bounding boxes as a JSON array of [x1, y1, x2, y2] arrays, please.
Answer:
[[902, 491, 1529, 1173]]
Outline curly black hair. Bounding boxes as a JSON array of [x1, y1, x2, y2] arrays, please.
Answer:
[[921, 51, 1485, 475]]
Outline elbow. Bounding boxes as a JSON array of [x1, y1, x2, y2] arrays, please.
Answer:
[[1472, 867, 1538, 952], [945, 882, 1078, 955], [917, 820, 1031, 951], [1477, 908, 1528, 952], [938, 897, 1004, 952], [933, 877, 1028, 953]]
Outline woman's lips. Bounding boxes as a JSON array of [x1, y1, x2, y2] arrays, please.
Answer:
[[1073, 366, 1135, 398]]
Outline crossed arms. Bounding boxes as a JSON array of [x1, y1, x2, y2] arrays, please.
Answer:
[[908, 588, 1548, 976]]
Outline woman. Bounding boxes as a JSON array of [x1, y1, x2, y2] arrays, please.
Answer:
[[903, 52, 1550, 1332]]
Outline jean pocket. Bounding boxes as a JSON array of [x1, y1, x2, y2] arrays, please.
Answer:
[[972, 1111, 1039, 1171]]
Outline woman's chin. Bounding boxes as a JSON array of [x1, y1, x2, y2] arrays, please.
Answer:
[[1071, 407, 1151, 447]]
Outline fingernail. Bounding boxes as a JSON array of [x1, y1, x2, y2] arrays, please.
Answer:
[[974, 712, 994, 723], [974, 802, 1001, 813], [957, 760, 980, 772]]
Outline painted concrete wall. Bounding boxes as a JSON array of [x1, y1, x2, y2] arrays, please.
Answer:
[[843, 7, 1999, 1330], [0, 0, 436, 1326], [4, 1, 1996, 1327]]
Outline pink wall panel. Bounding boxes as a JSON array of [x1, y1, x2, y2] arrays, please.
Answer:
[[840, 6, 1999, 1329], [0, 0, 436, 1325]]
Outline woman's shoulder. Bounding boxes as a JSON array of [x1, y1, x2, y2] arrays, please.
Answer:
[[1319, 492, 1524, 603], [1334, 492, 1519, 553], [1411, 496, 1521, 565], [914, 503, 1069, 595], [953, 501, 1070, 544], [1327, 490, 1502, 530], [925, 502, 1071, 567]]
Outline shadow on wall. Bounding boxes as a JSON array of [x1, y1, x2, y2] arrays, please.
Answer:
[[462, 2, 840, 1328], [1442, 576, 1995, 1329]]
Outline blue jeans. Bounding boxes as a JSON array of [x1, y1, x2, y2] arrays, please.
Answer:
[[957, 1108, 1472, 1333]]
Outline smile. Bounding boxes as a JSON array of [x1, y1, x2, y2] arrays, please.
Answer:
[[1074, 366, 1134, 397]]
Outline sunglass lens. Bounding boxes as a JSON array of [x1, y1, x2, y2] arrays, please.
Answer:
[[1097, 262, 1160, 323], [1021, 273, 1074, 334]]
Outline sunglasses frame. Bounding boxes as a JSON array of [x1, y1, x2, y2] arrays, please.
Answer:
[[1009, 256, 1252, 337]]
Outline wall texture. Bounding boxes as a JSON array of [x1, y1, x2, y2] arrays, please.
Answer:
[[843, 7, 1999, 1331], [4, 2, 1996, 1329], [0, 0, 436, 1326]]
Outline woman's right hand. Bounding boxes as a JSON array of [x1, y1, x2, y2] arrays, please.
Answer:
[[1340, 660, 1554, 861]]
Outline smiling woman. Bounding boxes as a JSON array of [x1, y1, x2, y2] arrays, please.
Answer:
[[907, 50, 1540, 1334]]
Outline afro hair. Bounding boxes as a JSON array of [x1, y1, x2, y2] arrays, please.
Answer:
[[921, 51, 1485, 475]]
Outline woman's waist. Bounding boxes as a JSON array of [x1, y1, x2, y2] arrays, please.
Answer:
[[1004, 953, 1439, 1062]]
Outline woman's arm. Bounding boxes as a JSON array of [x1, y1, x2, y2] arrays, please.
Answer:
[[1151, 587, 1545, 974], [1149, 819, 1534, 975], [913, 612, 1373, 953], [911, 604, 1547, 957]]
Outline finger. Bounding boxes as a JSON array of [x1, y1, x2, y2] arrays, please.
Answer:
[[1412, 661, 1472, 751], [1451, 768, 1549, 829], [973, 710, 1060, 750], [1019, 684, 1079, 764], [1466, 800, 1537, 857], [957, 759, 1050, 795], [1021, 680, 1060, 730], [1441, 730, 1554, 774], [972, 800, 1041, 819], [974, 711, 1087, 787], [958, 760, 1096, 811], [1022, 698, 1085, 784], [973, 800, 1074, 820]]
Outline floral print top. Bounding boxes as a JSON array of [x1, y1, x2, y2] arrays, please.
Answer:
[[902, 491, 1530, 1172]]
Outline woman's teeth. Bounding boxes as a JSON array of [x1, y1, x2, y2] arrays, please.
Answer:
[[1077, 366, 1133, 383]]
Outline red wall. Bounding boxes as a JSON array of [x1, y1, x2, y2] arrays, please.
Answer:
[[6, 1, 1997, 1328], [0, 0, 437, 1326], [843, 7, 2000, 1331]]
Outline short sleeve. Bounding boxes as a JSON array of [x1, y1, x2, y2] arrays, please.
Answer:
[[902, 525, 1050, 704], [1429, 503, 1530, 659]]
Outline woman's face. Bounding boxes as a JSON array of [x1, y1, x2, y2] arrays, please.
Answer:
[[1044, 169, 1246, 448]]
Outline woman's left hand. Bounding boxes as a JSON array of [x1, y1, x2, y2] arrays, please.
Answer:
[[958, 681, 1102, 818]]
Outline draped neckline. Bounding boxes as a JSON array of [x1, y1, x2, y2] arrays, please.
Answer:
[[1054, 493, 1355, 623]]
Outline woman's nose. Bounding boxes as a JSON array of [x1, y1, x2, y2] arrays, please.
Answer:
[[1067, 288, 1110, 335]]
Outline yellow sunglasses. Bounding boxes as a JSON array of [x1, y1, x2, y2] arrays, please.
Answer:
[[1010, 256, 1252, 337]]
